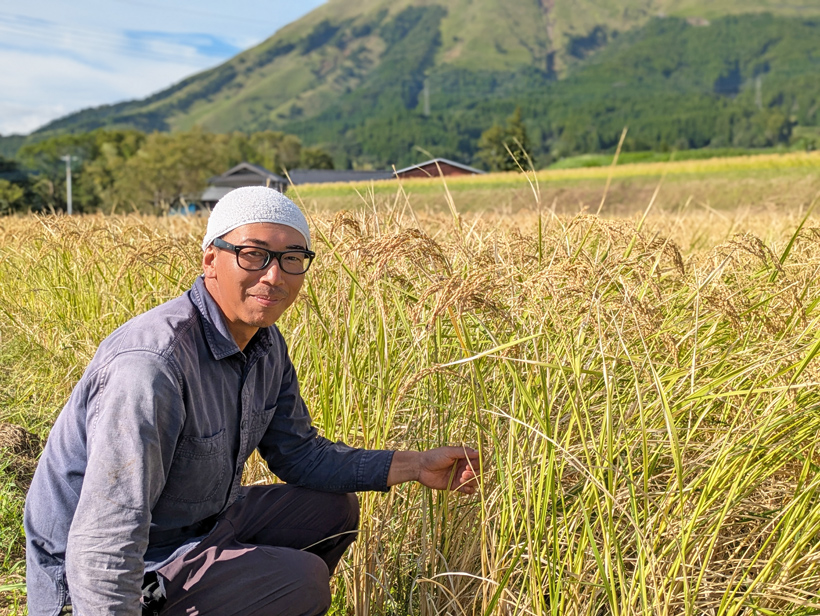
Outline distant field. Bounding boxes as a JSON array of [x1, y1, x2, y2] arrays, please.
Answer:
[[546, 146, 809, 169], [293, 150, 820, 216], [2, 178, 820, 613]]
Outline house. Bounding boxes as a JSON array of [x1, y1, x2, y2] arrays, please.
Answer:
[[200, 157, 484, 207], [393, 158, 485, 180], [201, 162, 288, 208]]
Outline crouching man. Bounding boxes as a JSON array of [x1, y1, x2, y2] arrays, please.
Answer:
[[25, 187, 478, 616]]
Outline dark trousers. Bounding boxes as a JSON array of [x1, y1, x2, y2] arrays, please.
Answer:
[[153, 485, 360, 616]]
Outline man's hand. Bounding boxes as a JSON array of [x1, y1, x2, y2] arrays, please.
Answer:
[[387, 447, 480, 494]]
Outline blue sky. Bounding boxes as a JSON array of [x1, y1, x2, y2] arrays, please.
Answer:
[[0, 0, 326, 135]]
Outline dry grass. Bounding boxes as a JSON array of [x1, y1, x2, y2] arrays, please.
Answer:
[[0, 425, 40, 488]]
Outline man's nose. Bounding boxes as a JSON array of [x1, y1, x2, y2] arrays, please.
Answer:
[[260, 258, 285, 284]]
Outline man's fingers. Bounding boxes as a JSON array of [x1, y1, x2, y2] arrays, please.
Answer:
[[452, 450, 481, 494], [452, 468, 479, 493], [456, 476, 478, 494], [444, 445, 479, 458]]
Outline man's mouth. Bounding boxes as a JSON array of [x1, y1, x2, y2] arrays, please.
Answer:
[[253, 294, 285, 307]]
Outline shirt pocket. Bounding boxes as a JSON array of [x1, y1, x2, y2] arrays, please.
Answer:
[[160, 429, 227, 503], [248, 404, 275, 440]]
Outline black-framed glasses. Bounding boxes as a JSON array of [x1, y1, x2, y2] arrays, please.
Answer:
[[213, 237, 315, 274]]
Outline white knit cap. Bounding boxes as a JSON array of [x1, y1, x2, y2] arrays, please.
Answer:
[[201, 186, 311, 251]]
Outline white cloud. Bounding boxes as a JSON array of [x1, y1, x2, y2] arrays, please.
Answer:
[[0, 48, 216, 134], [0, 0, 326, 135], [0, 103, 70, 135]]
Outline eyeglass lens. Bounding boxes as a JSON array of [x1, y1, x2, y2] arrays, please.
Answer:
[[236, 248, 311, 274]]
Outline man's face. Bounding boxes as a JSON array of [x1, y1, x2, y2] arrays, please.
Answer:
[[203, 222, 307, 349]]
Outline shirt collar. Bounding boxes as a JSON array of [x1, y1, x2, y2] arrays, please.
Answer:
[[189, 276, 274, 360]]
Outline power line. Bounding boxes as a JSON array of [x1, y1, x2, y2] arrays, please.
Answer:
[[111, 0, 281, 26], [0, 14, 233, 64], [0, 14, 135, 49], [0, 27, 194, 65]]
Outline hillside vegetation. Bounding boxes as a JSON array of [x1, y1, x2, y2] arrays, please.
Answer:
[[10, 0, 820, 168]]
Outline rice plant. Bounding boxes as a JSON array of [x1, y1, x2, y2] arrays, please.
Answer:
[[1, 193, 819, 614]]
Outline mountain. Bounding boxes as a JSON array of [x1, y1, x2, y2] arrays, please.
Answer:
[[27, 0, 820, 167]]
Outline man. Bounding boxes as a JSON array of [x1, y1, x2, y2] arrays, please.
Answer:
[[25, 187, 479, 616]]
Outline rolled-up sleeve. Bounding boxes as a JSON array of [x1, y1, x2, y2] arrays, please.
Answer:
[[257, 353, 394, 493], [65, 352, 184, 615]]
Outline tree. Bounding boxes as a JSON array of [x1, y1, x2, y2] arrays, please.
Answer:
[[15, 129, 146, 213], [475, 124, 509, 172], [476, 107, 532, 171], [112, 128, 230, 213], [299, 147, 334, 170], [17, 133, 99, 213], [243, 132, 334, 173], [81, 130, 146, 214], [245, 131, 302, 175], [0, 179, 24, 214], [0, 155, 28, 213], [553, 118, 601, 158], [504, 107, 531, 167]]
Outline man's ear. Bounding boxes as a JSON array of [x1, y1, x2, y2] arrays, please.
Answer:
[[203, 246, 217, 279]]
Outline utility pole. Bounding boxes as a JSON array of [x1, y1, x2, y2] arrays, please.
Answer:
[[60, 155, 73, 215]]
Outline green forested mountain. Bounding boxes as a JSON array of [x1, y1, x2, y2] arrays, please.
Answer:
[[23, 0, 820, 167]]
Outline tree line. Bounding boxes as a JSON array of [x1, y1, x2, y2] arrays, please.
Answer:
[[0, 129, 333, 215]]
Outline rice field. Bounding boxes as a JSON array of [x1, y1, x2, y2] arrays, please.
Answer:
[[1, 173, 820, 614], [293, 151, 820, 219]]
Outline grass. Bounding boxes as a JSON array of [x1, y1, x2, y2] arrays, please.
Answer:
[[2, 172, 820, 614], [0, 458, 28, 614]]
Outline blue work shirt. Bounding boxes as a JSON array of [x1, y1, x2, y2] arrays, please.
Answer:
[[24, 276, 394, 616]]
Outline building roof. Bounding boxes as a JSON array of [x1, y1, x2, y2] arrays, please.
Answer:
[[208, 162, 288, 188], [201, 186, 235, 203], [393, 158, 485, 176], [287, 169, 394, 185]]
